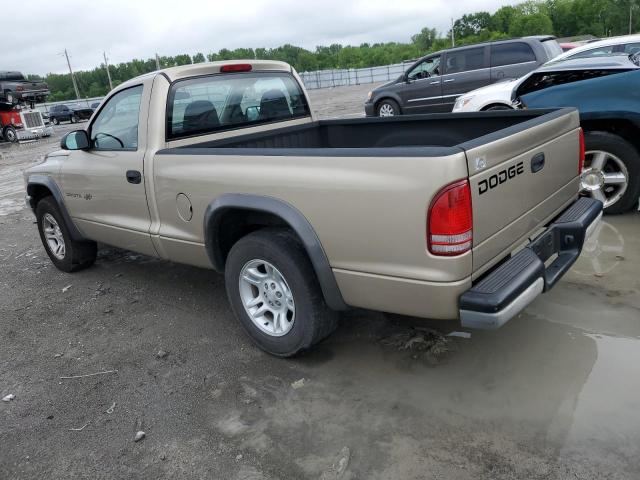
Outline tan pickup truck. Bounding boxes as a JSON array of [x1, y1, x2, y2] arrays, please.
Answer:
[[24, 60, 602, 356]]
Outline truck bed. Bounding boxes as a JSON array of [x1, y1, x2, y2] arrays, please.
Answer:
[[153, 107, 581, 318], [167, 109, 569, 155]]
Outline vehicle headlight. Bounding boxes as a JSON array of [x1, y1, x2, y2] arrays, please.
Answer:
[[453, 96, 474, 111], [367, 91, 373, 101]]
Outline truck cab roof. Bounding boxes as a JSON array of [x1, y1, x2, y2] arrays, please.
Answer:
[[116, 60, 294, 91]]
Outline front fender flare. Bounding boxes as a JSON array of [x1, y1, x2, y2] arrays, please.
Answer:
[[26, 174, 86, 241], [203, 193, 347, 311]]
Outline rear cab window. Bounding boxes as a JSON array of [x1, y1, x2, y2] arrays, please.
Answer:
[[491, 42, 536, 66], [167, 72, 310, 140]]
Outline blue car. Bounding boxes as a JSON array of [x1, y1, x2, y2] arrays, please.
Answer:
[[516, 55, 640, 214]]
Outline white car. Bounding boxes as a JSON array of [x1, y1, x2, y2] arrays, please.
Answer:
[[452, 79, 518, 112], [453, 34, 640, 113], [551, 33, 640, 62]]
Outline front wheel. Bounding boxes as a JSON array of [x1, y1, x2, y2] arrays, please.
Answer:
[[376, 99, 400, 117], [52, 117, 60, 125], [36, 197, 97, 272], [3, 126, 18, 143], [225, 228, 338, 357], [483, 104, 513, 111], [582, 132, 639, 214]]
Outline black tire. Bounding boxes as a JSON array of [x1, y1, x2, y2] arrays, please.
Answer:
[[584, 131, 640, 214], [36, 196, 97, 273], [69, 115, 76, 124], [3, 126, 17, 143], [376, 98, 400, 117], [483, 104, 513, 111], [225, 228, 338, 357], [52, 116, 60, 125]]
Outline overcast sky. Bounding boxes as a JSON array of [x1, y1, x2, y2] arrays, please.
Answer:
[[7, 0, 518, 75]]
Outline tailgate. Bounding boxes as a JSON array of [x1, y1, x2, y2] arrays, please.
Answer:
[[462, 108, 581, 275]]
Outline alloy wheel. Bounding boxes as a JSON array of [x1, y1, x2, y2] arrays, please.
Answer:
[[581, 150, 629, 209], [43, 213, 66, 259], [378, 103, 395, 117], [238, 259, 295, 337]]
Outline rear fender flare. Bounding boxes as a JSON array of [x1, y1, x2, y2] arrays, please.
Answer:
[[203, 193, 347, 311]]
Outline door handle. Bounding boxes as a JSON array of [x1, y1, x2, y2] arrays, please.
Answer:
[[443, 79, 455, 83], [531, 153, 545, 173], [126, 170, 142, 184], [430, 81, 440, 85]]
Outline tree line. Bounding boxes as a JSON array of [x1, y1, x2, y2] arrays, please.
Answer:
[[33, 0, 639, 102]]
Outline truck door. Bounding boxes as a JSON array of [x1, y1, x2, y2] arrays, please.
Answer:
[[441, 46, 490, 111], [60, 82, 156, 256]]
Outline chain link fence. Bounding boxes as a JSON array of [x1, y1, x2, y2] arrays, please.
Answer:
[[299, 61, 416, 90]]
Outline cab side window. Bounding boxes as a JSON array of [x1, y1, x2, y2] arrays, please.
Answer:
[[90, 85, 143, 150], [408, 56, 441, 81]]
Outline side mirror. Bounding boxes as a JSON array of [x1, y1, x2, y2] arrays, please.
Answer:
[[245, 105, 260, 122], [61, 130, 90, 150]]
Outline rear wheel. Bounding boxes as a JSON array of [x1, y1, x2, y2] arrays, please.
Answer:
[[3, 126, 17, 143], [376, 99, 400, 117], [582, 132, 639, 214], [36, 197, 97, 272], [225, 228, 338, 357], [69, 114, 77, 124]]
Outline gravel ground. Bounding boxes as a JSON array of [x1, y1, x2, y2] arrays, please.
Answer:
[[2, 83, 640, 479]]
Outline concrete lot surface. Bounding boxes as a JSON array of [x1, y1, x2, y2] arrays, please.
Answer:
[[1, 83, 640, 479]]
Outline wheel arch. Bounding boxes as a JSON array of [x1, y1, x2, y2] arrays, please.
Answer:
[[374, 95, 402, 114], [480, 103, 514, 111], [203, 194, 347, 311], [26, 175, 86, 241], [580, 115, 640, 155]]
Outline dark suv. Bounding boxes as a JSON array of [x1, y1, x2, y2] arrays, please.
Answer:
[[365, 36, 563, 116]]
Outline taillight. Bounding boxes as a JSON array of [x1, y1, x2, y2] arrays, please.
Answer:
[[16, 85, 24, 91], [578, 127, 585, 173], [220, 64, 252, 73], [428, 179, 473, 256]]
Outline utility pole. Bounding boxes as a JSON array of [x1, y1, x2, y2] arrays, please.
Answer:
[[155, 53, 161, 70], [451, 18, 455, 47], [64, 48, 80, 100], [103, 52, 113, 91], [630, 2, 634, 35]]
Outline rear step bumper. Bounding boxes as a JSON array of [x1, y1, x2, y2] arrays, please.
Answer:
[[459, 197, 603, 329]]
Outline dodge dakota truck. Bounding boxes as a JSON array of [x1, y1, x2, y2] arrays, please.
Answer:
[[24, 60, 602, 357]]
